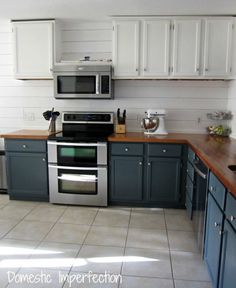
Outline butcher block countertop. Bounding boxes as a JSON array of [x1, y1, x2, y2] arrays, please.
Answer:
[[0, 129, 59, 140], [108, 132, 236, 197]]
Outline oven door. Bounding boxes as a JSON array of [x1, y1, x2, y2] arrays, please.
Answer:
[[48, 165, 107, 206], [47, 141, 107, 166]]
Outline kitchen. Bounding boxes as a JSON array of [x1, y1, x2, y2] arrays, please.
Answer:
[[0, 0, 236, 287]]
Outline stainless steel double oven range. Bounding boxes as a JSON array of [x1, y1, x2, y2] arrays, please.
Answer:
[[47, 112, 114, 206]]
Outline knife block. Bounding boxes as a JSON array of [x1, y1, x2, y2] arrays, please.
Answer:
[[115, 124, 126, 134]]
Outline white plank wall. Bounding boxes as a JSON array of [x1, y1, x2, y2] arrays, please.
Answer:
[[0, 19, 232, 148]]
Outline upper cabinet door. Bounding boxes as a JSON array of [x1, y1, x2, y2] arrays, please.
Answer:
[[142, 19, 170, 77], [172, 19, 201, 76], [112, 20, 140, 77], [203, 18, 233, 77], [13, 21, 54, 79]]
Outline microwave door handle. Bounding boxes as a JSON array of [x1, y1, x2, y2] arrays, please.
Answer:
[[47, 141, 106, 147], [96, 74, 100, 94], [48, 164, 106, 171]]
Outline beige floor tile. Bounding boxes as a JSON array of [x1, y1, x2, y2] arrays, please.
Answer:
[[122, 248, 172, 279], [44, 223, 90, 244], [24, 206, 66, 223], [129, 212, 166, 229], [85, 226, 128, 247], [164, 209, 187, 216], [7, 268, 65, 287], [5, 220, 54, 241], [168, 230, 198, 252], [0, 194, 10, 205], [0, 205, 34, 221], [72, 245, 124, 274], [120, 276, 174, 288], [93, 209, 130, 227], [63, 272, 120, 287], [126, 228, 168, 250], [58, 207, 97, 225], [132, 207, 164, 214], [0, 219, 18, 238], [27, 242, 81, 271], [171, 251, 210, 282], [6, 200, 40, 207], [165, 214, 193, 231], [174, 279, 212, 288]]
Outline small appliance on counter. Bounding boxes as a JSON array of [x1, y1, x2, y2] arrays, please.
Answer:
[[142, 109, 168, 135]]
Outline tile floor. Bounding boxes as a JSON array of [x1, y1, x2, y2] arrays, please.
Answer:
[[0, 194, 212, 287]]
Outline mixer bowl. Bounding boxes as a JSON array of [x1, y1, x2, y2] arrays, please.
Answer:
[[142, 117, 159, 132]]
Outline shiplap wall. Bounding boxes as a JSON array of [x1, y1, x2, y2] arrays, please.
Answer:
[[228, 81, 236, 138], [0, 19, 231, 148]]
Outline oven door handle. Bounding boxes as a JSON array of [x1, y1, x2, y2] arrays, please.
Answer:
[[48, 164, 107, 171], [47, 141, 106, 147], [95, 74, 100, 94]]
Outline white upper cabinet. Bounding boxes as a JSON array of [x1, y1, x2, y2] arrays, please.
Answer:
[[172, 19, 201, 77], [112, 20, 140, 77], [203, 18, 233, 77], [142, 19, 170, 77], [12, 20, 54, 79]]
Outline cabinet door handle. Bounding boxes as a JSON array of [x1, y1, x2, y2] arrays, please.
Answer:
[[148, 162, 151, 166], [139, 162, 142, 166], [22, 144, 27, 148], [125, 148, 129, 152], [210, 186, 215, 192], [42, 158, 46, 162], [205, 68, 208, 72], [144, 68, 147, 72], [136, 68, 138, 72], [162, 149, 167, 153], [214, 222, 220, 227], [219, 230, 224, 235], [230, 215, 235, 222]]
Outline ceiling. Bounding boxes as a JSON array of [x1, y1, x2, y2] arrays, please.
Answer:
[[0, 0, 236, 21]]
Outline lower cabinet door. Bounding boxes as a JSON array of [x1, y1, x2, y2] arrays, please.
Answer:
[[6, 152, 48, 201], [219, 221, 236, 288], [110, 156, 143, 202], [147, 157, 181, 205], [204, 193, 223, 287]]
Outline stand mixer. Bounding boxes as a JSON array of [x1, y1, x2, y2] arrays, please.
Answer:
[[142, 109, 168, 135]]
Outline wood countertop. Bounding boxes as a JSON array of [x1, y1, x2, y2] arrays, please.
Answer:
[[0, 129, 60, 140], [108, 132, 236, 197]]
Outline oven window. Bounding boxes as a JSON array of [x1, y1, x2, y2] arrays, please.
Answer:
[[58, 169, 97, 195], [58, 146, 97, 166], [57, 76, 96, 94]]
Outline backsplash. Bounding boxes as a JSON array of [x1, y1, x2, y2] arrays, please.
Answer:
[[0, 19, 232, 148]]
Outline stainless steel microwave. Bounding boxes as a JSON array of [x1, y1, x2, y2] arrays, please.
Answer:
[[52, 64, 113, 99]]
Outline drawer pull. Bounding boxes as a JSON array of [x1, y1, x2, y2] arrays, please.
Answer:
[[42, 158, 46, 162], [219, 230, 224, 235], [214, 222, 220, 227], [230, 215, 235, 222], [148, 162, 151, 166], [22, 144, 27, 149], [210, 186, 215, 192], [139, 162, 142, 166], [125, 148, 129, 152], [162, 149, 167, 153]]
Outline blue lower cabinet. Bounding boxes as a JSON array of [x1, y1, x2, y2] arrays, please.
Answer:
[[110, 156, 143, 203], [6, 151, 49, 201], [147, 157, 181, 205], [219, 221, 236, 288], [204, 193, 224, 288]]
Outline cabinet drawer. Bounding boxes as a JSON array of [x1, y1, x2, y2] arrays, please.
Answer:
[[5, 139, 46, 153], [147, 144, 182, 157], [186, 174, 194, 201], [209, 172, 226, 210], [187, 160, 194, 181], [188, 148, 195, 163], [111, 143, 143, 156], [225, 192, 236, 231]]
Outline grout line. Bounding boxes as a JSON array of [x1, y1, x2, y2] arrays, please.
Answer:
[[163, 209, 176, 288]]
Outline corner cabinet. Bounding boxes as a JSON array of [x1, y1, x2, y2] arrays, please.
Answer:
[[5, 139, 49, 201], [12, 20, 54, 79], [112, 16, 234, 79], [109, 142, 184, 207]]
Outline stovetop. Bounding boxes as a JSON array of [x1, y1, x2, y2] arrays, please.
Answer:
[[48, 131, 110, 142]]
